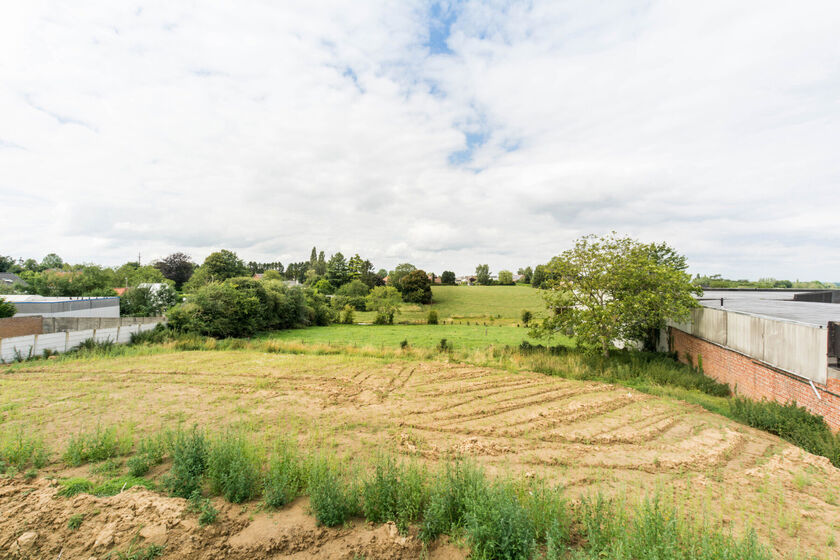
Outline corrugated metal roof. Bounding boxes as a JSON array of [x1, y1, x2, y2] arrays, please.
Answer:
[[698, 290, 840, 327]]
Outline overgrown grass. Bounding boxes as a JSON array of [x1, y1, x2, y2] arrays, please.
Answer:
[[207, 430, 262, 503], [0, 429, 49, 472], [63, 425, 132, 466], [264, 438, 305, 508]]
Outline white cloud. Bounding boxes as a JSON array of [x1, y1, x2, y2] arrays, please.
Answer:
[[1, 1, 839, 279]]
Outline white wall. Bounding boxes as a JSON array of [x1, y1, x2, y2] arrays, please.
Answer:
[[0, 321, 164, 363]]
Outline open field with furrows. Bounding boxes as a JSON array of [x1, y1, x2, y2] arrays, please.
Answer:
[[1, 348, 839, 559]]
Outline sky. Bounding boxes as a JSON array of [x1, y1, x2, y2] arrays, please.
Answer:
[[2, 1, 839, 280]]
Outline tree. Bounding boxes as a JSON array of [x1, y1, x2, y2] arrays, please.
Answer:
[[326, 253, 350, 287], [366, 286, 402, 324], [498, 270, 514, 285], [389, 263, 416, 290], [517, 267, 533, 284], [203, 250, 247, 282], [0, 255, 17, 273], [400, 269, 432, 304], [521, 309, 533, 325], [0, 296, 15, 318], [475, 264, 491, 285], [114, 263, 166, 287], [440, 271, 456, 285], [41, 253, 64, 270], [154, 252, 196, 289], [534, 233, 700, 357], [119, 284, 178, 317], [531, 265, 547, 289]]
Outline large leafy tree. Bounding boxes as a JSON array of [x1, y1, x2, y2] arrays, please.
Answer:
[[440, 271, 456, 285], [400, 269, 432, 304], [389, 263, 416, 290], [203, 250, 247, 282], [534, 233, 700, 356], [0, 255, 17, 273], [154, 252, 196, 289], [41, 253, 64, 270], [365, 286, 402, 324]]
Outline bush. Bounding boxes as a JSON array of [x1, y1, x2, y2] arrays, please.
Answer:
[[420, 461, 485, 542], [307, 455, 359, 527], [361, 455, 428, 534], [427, 310, 439, 325], [63, 426, 132, 466], [0, 429, 49, 470], [0, 296, 15, 318], [465, 482, 535, 560], [731, 397, 840, 467], [163, 427, 208, 498], [187, 489, 219, 525], [264, 439, 305, 508], [340, 305, 355, 324], [520, 310, 532, 326], [437, 338, 451, 353], [127, 433, 168, 477], [207, 430, 262, 503]]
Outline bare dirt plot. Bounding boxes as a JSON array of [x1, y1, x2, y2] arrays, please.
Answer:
[[1, 350, 839, 559]]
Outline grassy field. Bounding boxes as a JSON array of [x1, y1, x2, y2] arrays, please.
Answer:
[[389, 284, 546, 324], [265, 323, 562, 349]]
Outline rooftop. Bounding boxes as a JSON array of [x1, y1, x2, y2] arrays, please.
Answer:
[[698, 290, 840, 327]]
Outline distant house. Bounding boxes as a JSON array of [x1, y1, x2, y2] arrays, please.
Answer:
[[0, 273, 27, 289], [456, 276, 477, 286]]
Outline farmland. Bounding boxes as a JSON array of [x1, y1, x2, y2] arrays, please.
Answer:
[[1, 343, 840, 559]]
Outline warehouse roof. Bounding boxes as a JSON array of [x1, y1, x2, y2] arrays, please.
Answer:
[[698, 290, 840, 327]]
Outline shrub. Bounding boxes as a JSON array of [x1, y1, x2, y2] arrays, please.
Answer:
[[187, 489, 219, 525], [427, 309, 439, 325], [464, 482, 535, 560], [127, 432, 168, 477], [163, 427, 208, 498], [207, 430, 262, 503], [307, 455, 359, 527], [730, 397, 840, 467], [400, 339, 409, 350], [420, 461, 485, 542], [437, 338, 451, 353], [0, 296, 15, 318], [63, 426, 132, 467], [520, 310, 532, 326], [340, 305, 355, 324], [264, 439, 305, 508], [359, 456, 428, 532]]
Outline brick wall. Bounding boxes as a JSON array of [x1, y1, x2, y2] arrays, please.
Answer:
[[671, 328, 840, 431], [0, 316, 42, 339]]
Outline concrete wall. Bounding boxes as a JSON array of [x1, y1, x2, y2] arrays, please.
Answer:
[[673, 307, 829, 384], [0, 320, 164, 363], [41, 316, 163, 334], [12, 297, 120, 318], [0, 316, 43, 339]]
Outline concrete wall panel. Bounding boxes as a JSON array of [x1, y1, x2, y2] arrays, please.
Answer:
[[34, 333, 67, 355], [692, 307, 727, 345], [94, 327, 119, 344], [67, 329, 95, 350], [726, 313, 765, 358], [0, 335, 37, 362]]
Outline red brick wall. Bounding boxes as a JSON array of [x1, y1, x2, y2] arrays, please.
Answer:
[[671, 328, 840, 431], [0, 316, 43, 339]]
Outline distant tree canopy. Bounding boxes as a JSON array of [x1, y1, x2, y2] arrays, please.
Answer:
[[475, 264, 491, 285], [0, 255, 16, 273], [154, 252, 196, 289], [498, 270, 514, 285], [203, 250, 248, 282], [120, 284, 178, 317], [389, 263, 416, 289], [534, 233, 700, 356], [400, 269, 432, 304], [326, 252, 350, 287], [531, 265, 547, 289], [517, 266, 533, 284], [440, 271, 456, 285]]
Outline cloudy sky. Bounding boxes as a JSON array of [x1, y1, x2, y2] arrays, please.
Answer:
[[2, 1, 839, 279]]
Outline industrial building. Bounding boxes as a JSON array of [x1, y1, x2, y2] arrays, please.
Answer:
[[1, 295, 120, 318], [667, 289, 840, 429]]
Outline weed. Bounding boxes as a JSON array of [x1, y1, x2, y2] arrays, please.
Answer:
[[0, 429, 49, 469], [68, 513, 84, 530], [57, 477, 94, 497], [464, 481, 535, 560], [420, 460, 485, 543], [24, 468, 37, 480], [264, 439, 305, 508], [307, 454, 359, 527], [63, 425, 132, 467], [127, 432, 169, 477], [207, 430, 262, 503], [163, 426, 208, 498], [112, 542, 164, 560], [187, 490, 219, 525]]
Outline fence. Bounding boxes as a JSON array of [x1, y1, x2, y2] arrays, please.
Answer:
[[0, 321, 163, 363]]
